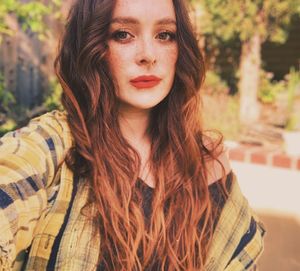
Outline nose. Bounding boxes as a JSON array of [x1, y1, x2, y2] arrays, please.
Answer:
[[135, 37, 157, 67]]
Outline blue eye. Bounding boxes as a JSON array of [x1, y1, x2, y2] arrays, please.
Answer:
[[111, 31, 133, 41], [110, 30, 176, 43], [157, 31, 176, 41]]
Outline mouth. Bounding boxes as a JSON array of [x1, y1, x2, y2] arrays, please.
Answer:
[[130, 75, 162, 89]]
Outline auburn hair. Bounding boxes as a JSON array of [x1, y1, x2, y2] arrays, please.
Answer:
[[54, 0, 227, 270]]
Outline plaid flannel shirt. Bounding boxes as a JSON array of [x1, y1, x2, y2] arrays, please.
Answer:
[[0, 110, 265, 271]]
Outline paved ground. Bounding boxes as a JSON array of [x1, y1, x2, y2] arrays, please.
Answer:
[[256, 212, 300, 271], [231, 161, 300, 271], [232, 161, 300, 218]]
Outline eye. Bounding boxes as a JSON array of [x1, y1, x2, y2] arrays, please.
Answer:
[[111, 30, 134, 42], [157, 31, 176, 41]]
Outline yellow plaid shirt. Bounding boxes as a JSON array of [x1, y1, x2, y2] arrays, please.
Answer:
[[0, 110, 265, 271]]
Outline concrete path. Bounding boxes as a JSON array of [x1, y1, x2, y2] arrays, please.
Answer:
[[231, 161, 300, 271], [231, 161, 300, 218]]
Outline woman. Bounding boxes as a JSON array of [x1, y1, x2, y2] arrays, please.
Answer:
[[0, 0, 265, 270]]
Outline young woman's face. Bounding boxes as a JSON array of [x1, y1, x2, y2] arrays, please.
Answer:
[[106, 0, 178, 111]]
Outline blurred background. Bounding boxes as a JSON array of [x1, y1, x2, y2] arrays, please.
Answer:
[[0, 0, 299, 270]]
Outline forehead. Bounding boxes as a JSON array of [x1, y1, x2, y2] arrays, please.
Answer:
[[112, 0, 176, 21]]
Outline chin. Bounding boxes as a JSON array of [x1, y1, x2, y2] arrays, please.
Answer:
[[131, 102, 160, 110], [121, 95, 168, 110], [137, 97, 169, 109]]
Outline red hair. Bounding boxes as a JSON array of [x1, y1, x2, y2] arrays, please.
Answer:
[[54, 0, 228, 270]]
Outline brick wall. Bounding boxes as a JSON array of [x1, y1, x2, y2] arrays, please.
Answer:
[[226, 141, 300, 171]]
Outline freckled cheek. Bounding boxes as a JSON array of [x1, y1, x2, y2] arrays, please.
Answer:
[[107, 46, 133, 74], [160, 46, 178, 71], [160, 46, 178, 65]]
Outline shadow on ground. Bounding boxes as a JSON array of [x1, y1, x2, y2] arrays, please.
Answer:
[[256, 212, 300, 271]]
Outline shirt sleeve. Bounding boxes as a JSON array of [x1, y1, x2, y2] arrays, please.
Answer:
[[225, 214, 266, 271], [0, 110, 72, 268]]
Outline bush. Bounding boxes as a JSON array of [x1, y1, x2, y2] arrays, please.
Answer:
[[0, 73, 15, 115], [284, 68, 300, 131], [43, 76, 63, 111], [0, 72, 17, 135], [202, 70, 230, 95], [202, 94, 241, 141], [258, 70, 285, 104]]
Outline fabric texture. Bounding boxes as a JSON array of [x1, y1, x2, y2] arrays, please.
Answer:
[[0, 110, 265, 271]]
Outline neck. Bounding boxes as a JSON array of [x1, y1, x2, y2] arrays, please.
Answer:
[[118, 104, 151, 145], [118, 104, 154, 187]]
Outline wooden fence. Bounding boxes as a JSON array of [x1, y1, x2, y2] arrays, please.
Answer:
[[0, 16, 54, 110], [0, 0, 73, 112]]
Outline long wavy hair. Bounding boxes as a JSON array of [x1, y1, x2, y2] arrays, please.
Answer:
[[54, 0, 227, 270]]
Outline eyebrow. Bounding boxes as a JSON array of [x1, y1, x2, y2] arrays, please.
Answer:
[[110, 17, 176, 26]]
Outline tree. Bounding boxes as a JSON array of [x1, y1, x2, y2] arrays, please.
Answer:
[[189, 0, 300, 125], [0, 0, 62, 43]]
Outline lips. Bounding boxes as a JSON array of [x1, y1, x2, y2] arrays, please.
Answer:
[[130, 75, 161, 89]]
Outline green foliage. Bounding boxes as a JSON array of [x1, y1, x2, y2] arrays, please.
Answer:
[[259, 67, 300, 131], [190, 0, 300, 44], [0, 118, 17, 136], [18, 2, 51, 40], [202, 94, 241, 140], [0, 0, 18, 42], [203, 70, 229, 95], [0, 0, 63, 134], [43, 77, 63, 111], [0, 0, 62, 42], [258, 70, 285, 104], [0, 72, 15, 113], [285, 68, 300, 131], [0, 72, 17, 135]]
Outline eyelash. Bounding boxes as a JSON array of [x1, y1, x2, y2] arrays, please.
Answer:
[[157, 31, 176, 41], [111, 30, 176, 43]]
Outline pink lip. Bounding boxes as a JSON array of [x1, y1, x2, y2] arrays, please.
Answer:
[[130, 75, 162, 89]]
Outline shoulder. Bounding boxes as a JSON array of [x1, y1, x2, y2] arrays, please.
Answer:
[[0, 109, 73, 172], [29, 110, 70, 134], [11, 110, 73, 147], [2, 110, 69, 138], [207, 145, 231, 186], [201, 134, 232, 186], [0, 110, 73, 188]]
